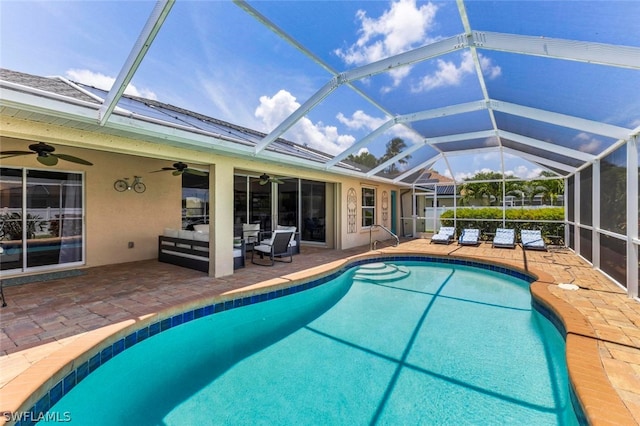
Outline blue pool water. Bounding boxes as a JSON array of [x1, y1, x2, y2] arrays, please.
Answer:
[[41, 261, 579, 425]]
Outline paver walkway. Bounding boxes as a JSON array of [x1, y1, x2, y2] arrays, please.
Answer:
[[1, 239, 639, 423]]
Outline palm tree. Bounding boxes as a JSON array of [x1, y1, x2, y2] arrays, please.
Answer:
[[458, 171, 504, 206], [530, 171, 564, 205], [379, 137, 410, 175]]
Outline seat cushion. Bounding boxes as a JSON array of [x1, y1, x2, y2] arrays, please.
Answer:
[[163, 228, 179, 238], [193, 224, 209, 233], [253, 243, 271, 254]]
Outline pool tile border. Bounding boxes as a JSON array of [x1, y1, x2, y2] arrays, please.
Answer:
[[530, 282, 634, 426], [2, 253, 633, 426]]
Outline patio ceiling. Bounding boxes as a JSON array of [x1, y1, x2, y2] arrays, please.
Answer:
[[1, 0, 639, 185]]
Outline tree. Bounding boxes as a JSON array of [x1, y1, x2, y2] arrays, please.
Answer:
[[529, 171, 564, 205], [458, 171, 504, 206], [379, 137, 410, 174], [346, 150, 378, 168]]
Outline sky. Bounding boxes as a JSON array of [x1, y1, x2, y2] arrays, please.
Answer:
[[1, 0, 639, 182]]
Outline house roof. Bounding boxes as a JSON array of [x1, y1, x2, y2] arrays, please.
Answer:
[[1, 1, 638, 186]]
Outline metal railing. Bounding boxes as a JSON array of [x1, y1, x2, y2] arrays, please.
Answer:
[[369, 224, 400, 250]]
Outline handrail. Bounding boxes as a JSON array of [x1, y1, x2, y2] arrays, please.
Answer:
[[369, 224, 400, 250]]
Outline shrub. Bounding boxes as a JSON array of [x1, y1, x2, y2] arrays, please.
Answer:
[[440, 208, 564, 241]]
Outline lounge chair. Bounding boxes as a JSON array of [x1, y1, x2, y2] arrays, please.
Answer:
[[521, 229, 547, 251], [458, 228, 480, 246], [251, 230, 294, 266], [492, 228, 516, 249], [430, 227, 455, 244]]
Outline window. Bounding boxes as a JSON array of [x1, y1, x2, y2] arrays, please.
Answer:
[[181, 172, 209, 229], [362, 187, 376, 228], [1, 167, 84, 271]]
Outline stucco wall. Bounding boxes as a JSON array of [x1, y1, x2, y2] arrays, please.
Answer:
[[1, 137, 180, 267], [1, 129, 405, 273], [339, 178, 400, 250]]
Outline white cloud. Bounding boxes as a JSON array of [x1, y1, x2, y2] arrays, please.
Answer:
[[336, 0, 438, 64], [413, 51, 501, 92], [479, 54, 502, 80], [510, 165, 544, 179], [450, 165, 544, 182], [335, 0, 438, 89], [337, 110, 386, 130], [573, 132, 601, 154], [65, 69, 157, 100], [255, 90, 355, 155], [337, 110, 423, 145]]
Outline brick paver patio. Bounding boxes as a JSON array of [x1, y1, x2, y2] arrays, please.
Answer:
[[1, 239, 638, 424]]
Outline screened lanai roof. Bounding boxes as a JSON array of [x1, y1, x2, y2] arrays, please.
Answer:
[[1, 0, 639, 185]]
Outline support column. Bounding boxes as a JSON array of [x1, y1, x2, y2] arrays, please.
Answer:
[[574, 172, 581, 255], [210, 162, 235, 278], [627, 136, 638, 298], [592, 160, 600, 269]]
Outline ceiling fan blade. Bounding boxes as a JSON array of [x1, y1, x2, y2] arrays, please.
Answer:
[[37, 155, 58, 166], [185, 168, 208, 177], [0, 150, 33, 156], [150, 167, 175, 173], [259, 180, 269, 185], [272, 178, 284, 184], [172, 170, 183, 176], [54, 153, 93, 166]]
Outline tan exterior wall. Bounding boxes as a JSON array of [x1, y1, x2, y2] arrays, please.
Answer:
[[1, 118, 406, 274], [339, 178, 400, 250], [1, 137, 181, 267]]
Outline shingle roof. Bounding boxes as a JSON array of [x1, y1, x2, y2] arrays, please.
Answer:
[[0, 69, 98, 105]]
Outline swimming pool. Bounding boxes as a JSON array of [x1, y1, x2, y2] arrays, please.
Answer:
[[35, 258, 580, 425]]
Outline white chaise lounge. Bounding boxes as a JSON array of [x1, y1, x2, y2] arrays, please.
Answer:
[[431, 227, 455, 244], [492, 228, 516, 249], [458, 228, 480, 246], [521, 229, 547, 251]]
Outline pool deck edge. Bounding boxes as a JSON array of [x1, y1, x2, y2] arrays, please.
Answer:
[[531, 282, 636, 425], [1, 249, 637, 425]]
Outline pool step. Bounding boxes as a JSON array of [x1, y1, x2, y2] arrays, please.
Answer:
[[353, 262, 410, 283]]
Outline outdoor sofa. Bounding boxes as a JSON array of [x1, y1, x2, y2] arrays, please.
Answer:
[[158, 227, 245, 272]]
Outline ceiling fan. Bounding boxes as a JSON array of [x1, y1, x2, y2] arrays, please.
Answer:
[[0, 142, 93, 166], [151, 161, 207, 176], [259, 173, 284, 185]]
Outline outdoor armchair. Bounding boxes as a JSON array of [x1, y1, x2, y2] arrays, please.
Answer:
[[251, 230, 294, 266]]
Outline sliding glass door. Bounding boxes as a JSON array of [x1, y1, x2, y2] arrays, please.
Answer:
[[250, 176, 272, 233], [1, 167, 84, 272], [233, 174, 328, 244], [301, 180, 326, 242], [278, 178, 298, 227]]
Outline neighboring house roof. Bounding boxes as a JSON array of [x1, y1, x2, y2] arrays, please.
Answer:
[[409, 169, 456, 196]]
